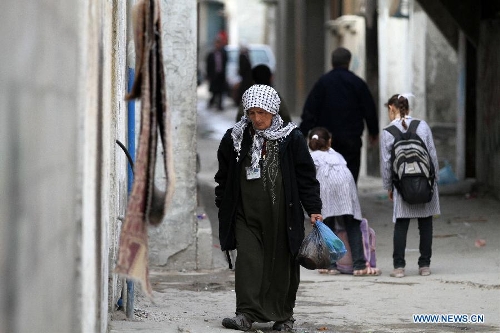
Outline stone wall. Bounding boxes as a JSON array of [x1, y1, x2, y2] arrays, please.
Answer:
[[424, 13, 458, 172], [0, 0, 204, 331], [0, 2, 82, 332], [148, 1, 200, 270], [477, 20, 500, 199]]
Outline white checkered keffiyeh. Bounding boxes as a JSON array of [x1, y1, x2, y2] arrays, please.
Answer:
[[242, 84, 280, 114], [231, 84, 297, 168]]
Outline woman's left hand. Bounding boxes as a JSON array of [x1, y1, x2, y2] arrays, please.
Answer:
[[310, 214, 323, 225]]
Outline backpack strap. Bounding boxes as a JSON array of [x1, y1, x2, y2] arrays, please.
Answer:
[[407, 119, 436, 181], [385, 119, 421, 138], [407, 119, 421, 134], [383, 125, 403, 189], [384, 124, 402, 140]]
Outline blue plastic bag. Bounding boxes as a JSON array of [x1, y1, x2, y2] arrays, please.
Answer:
[[438, 161, 458, 185], [297, 221, 347, 270], [316, 220, 347, 262]]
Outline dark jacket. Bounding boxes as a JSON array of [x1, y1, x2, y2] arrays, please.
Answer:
[[214, 127, 321, 256], [235, 52, 253, 105], [300, 67, 379, 139], [205, 48, 228, 93]]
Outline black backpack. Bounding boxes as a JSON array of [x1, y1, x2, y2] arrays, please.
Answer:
[[384, 120, 435, 204]]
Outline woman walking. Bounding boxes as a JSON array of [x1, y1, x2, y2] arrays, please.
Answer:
[[215, 84, 323, 331]]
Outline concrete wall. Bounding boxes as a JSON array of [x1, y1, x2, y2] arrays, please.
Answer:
[[303, 0, 327, 114], [80, 1, 129, 331], [226, 0, 267, 45], [378, 0, 459, 175], [0, 1, 82, 332], [274, 0, 328, 118], [198, 0, 225, 75], [108, 0, 129, 326], [422, 5, 459, 172], [476, 20, 500, 198], [272, 0, 500, 196], [0, 0, 131, 331], [275, 0, 296, 115], [378, 0, 411, 128], [148, 1, 200, 270]]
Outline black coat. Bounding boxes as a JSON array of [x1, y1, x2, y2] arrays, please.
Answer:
[[214, 127, 322, 256], [235, 52, 253, 105], [300, 67, 379, 139], [205, 48, 228, 93]]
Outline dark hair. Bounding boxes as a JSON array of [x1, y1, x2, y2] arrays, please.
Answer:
[[331, 47, 351, 68], [308, 127, 331, 151], [385, 94, 410, 129], [252, 64, 272, 85]]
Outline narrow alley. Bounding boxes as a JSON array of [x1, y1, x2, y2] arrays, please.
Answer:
[[109, 83, 500, 333]]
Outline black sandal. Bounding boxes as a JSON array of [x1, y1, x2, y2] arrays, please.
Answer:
[[272, 316, 295, 331], [222, 313, 252, 331]]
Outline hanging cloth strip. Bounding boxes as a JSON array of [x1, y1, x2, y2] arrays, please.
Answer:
[[115, 0, 175, 297]]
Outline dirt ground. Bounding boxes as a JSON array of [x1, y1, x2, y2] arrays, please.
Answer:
[[110, 190, 500, 333]]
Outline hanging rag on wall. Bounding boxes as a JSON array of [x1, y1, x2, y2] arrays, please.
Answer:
[[115, 0, 175, 296]]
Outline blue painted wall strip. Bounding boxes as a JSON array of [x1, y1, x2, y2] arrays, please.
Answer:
[[127, 67, 136, 192], [126, 67, 135, 318]]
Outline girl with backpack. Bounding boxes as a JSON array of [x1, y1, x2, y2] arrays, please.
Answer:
[[308, 127, 380, 276], [380, 94, 441, 278]]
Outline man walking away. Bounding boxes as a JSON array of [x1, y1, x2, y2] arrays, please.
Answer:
[[299, 47, 379, 183]]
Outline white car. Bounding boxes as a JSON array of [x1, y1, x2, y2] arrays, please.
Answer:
[[224, 44, 276, 88]]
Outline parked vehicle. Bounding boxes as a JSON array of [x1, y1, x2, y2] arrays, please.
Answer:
[[224, 44, 276, 102]]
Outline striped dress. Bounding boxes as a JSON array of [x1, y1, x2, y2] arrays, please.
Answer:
[[380, 117, 441, 222], [310, 148, 362, 220]]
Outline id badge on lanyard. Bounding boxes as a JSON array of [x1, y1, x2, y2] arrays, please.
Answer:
[[246, 166, 261, 180]]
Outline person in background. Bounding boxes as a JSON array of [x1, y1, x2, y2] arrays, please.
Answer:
[[217, 29, 228, 47], [234, 45, 253, 106], [235, 64, 291, 124], [215, 84, 323, 331], [308, 127, 380, 276], [380, 94, 440, 278], [206, 37, 228, 111], [299, 47, 379, 183]]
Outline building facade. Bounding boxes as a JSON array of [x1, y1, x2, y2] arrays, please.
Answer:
[[0, 0, 199, 332]]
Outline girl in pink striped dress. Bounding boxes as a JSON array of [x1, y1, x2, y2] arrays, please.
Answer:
[[308, 127, 380, 276]]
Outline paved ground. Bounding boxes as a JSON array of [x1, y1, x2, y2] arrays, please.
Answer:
[[109, 84, 500, 333]]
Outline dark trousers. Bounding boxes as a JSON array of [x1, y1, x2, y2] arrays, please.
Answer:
[[324, 216, 366, 270], [393, 216, 433, 269], [331, 136, 362, 184], [209, 92, 224, 110], [208, 74, 226, 110]]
